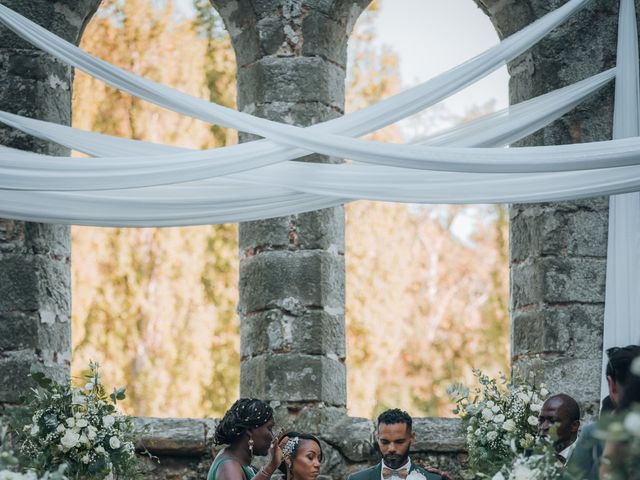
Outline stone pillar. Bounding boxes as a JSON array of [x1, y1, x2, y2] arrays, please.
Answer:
[[476, 0, 618, 416], [0, 0, 102, 408], [211, 0, 371, 428]]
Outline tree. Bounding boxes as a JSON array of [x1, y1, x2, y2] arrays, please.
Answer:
[[71, 0, 240, 418]]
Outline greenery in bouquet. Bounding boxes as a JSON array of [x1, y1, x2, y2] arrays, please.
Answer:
[[11, 362, 140, 480], [449, 369, 548, 478], [592, 408, 640, 477], [0, 424, 69, 480], [490, 436, 563, 480]]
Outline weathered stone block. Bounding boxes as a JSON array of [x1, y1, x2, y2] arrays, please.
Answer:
[[511, 303, 603, 358], [241, 308, 345, 358], [0, 311, 70, 352], [301, 13, 348, 66], [512, 356, 602, 418], [238, 56, 344, 107], [0, 350, 68, 403], [240, 207, 344, 254], [541, 256, 606, 304], [239, 250, 344, 313], [240, 354, 346, 405], [133, 417, 218, 456]]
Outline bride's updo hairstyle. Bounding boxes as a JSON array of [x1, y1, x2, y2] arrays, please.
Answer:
[[278, 431, 323, 475], [214, 398, 274, 445]]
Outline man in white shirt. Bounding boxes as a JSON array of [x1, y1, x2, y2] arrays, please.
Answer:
[[347, 409, 444, 480], [538, 393, 581, 464]]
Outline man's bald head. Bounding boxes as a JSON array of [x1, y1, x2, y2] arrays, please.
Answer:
[[539, 393, 581, 452]]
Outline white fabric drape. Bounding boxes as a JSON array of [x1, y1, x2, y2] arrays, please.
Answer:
[[601, 0, 640, 400], [0, 0, 609, 176]]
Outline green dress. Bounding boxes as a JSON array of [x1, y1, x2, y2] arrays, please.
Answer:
[[207, 454, 256, 480]]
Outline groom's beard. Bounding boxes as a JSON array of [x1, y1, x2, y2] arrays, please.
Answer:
[[382, 451, 410, 470]]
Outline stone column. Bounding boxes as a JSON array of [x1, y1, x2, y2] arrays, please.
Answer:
[[211, 0, 371, 428], [475, 0, 618, 416], [0, 0, 102, 408]]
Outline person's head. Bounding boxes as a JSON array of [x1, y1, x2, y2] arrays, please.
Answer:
[[601, 395, 615, 414], [538, 394, 580, 451], [376, 409, 415, 469], [606, 345, 640, 407], [278, 432, 322, 480], [214, 398, 274, 456], [619, 356, 640, 411]]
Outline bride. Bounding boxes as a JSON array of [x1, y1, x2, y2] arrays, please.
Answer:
[[278, 432, 323, 480]]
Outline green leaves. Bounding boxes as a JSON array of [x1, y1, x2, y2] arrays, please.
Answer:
[[110, 387, 126, 404], [29, 369, 54, 391]]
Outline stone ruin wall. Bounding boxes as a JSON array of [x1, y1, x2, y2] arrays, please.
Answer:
[[0, 0, 624, 478]]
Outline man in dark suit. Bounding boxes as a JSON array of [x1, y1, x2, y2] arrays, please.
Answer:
[[347, 409, 443, 480]]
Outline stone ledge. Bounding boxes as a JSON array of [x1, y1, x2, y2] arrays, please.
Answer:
[[130, 415, 465, 459], [132, 417, 219, 457]]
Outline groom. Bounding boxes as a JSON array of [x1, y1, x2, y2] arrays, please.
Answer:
[[348, 409, 444, 480]]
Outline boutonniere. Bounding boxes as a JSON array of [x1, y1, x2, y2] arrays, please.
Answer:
[[406, 471, 427, 480]]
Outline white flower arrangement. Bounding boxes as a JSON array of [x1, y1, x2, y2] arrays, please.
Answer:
[[449, 370, 546, 478], [592, 404, 640, 478], [12, 362, 140, 480], [406, 471, 427, 480]]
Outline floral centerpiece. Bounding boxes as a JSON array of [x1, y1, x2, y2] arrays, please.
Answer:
[[449, 369, 548, 478], [11, 362, 140, 480]]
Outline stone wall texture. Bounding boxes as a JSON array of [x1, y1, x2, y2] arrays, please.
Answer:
[[0, 0, 627, 478], [0, 0, 102, 407], [475, 0, 619, 418]]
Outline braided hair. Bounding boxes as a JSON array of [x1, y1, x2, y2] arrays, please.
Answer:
[[214, 398, 274, 445]]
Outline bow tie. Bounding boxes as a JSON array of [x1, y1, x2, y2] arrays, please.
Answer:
[[382, 467, 409, 479]]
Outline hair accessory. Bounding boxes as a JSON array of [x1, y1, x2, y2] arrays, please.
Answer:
[[282, 437, 300, 458]]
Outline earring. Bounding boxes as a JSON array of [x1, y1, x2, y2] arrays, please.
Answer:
[[248, 438, 254, 457]]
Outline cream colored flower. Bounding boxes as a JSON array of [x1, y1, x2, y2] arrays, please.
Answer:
[[482, 408, 494, 421], [530, 403, 542, 413], [502, 419, 517, 432], [102, 415, 115, 429], [493, 414, 506, 424], [527, 415, 538, 426], [623, 411, 640, 436], [631, 357, 640, 376], [60, 430, 81, 449], [109, 436, 121, 449]]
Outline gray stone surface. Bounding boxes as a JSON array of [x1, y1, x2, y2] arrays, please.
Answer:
[[0, 0, 102, 407]]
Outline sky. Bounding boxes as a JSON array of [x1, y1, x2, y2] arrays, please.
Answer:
[[174, 0, 508, 123]]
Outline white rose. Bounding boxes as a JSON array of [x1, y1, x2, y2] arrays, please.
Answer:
[[623, 411, 640, 436], [60, 430, 81, 449], [631, 357, 640, 376], [491, 472, 506, 480], [527, 415, 539, 426], [406, 472, 427, 480], [56, 424, 65, 433], [493, 414, 506, 424], [491, 405, 500, 414], [72, 392, 86, 405], [482, 408, 494, 421], [103, 415, 115, 429], [486, 401, 495, 408], [502, 419, 517, 432], [65, 417, 75, 428], [81, 454, 90, 464], [512, 464, 537, 480], [518, 392, 532, 403], [29, 424, 39, 436], [87, 427, 97, 441], [486, 431, 498, 442], [76, 419, 88, 428], [109, 436, 121, 449], [95, 446, 106, 454], [80, 434, 89, 445], [84, 382, 94, 391], [540, 386, 549, 397], [530, 403, 542, 413]]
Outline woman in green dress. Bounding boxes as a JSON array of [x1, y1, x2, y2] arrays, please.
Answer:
[[208, 398, 286, 480]]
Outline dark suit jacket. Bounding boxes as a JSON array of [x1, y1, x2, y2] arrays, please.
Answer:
[[347, 461, 443, 480]]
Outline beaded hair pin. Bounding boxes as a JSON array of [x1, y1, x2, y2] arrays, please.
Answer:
[[282, 437, 300, 458]]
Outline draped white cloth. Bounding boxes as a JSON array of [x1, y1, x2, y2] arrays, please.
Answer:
[[601, 0, 640, 400]]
